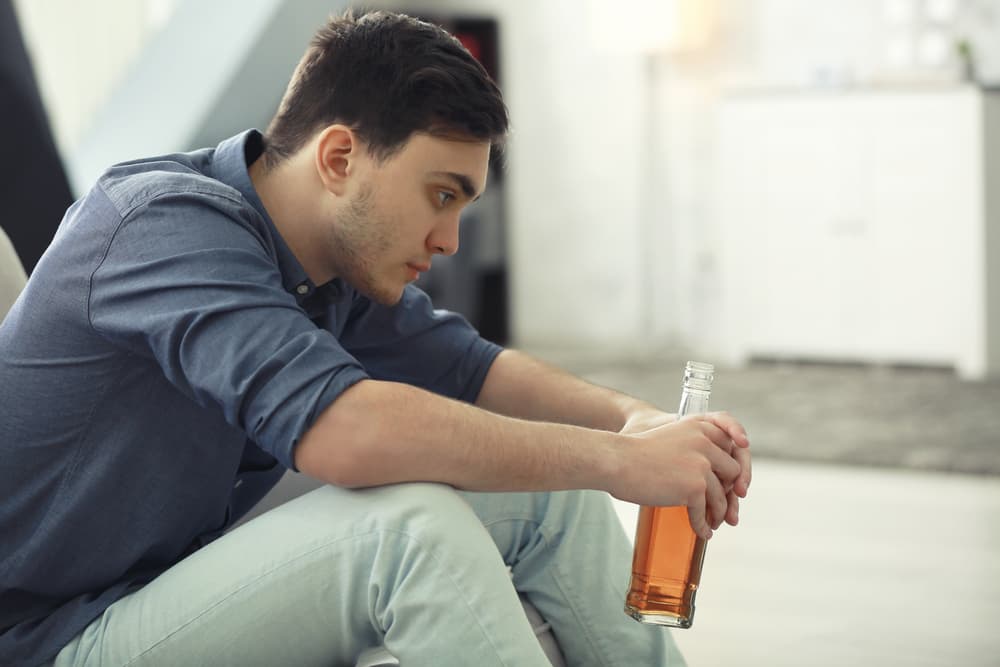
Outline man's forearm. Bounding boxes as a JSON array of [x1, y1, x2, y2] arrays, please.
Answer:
[[295, 374, 751, 537], [294, 378, 623, 493], [475, 349, 662, 431]]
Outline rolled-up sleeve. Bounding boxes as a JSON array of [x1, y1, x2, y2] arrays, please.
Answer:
[[339, 285, 503, 403], [88, 190, 368, 468]]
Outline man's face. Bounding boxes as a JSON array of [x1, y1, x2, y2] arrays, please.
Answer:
[[327, 133, 490, 306]]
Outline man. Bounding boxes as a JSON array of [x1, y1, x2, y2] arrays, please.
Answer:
[[0, 10, 751, 666]]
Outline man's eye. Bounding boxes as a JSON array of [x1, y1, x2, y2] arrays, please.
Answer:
[[437, 191, 455, 206]]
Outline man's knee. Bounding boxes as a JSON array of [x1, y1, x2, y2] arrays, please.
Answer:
[[461, 488, 619, 534], [333, 482, 494, 556]]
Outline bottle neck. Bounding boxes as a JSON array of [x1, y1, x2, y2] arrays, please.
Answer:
[[678, 389, 711, 417], [677, 361, 714, 417]]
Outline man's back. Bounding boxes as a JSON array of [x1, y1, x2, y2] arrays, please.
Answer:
[[0, 137, 313, 662]]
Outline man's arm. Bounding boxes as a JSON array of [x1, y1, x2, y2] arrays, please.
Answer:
[[476, 348, 752, 522], [474, 349, 664, 432], [294, 377, 747, 540]]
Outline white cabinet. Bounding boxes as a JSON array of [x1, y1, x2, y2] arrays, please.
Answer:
[[717, 86, 1000, 379]]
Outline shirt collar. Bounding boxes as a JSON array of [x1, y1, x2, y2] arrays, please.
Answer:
[[212, 130, 320, 301]]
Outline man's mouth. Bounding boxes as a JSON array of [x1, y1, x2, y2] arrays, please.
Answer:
[[406, 262, 431, 280]]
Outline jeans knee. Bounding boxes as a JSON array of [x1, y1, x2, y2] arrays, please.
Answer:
[[361, 482, 488, 549], [464, 489, 615, 533]]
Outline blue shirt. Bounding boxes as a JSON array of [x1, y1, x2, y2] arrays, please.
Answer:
[[0, 130, 502, 666]]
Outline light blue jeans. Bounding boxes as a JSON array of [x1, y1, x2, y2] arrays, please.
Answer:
[[51, 483, 684, 666]]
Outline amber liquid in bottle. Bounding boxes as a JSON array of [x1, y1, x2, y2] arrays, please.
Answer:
[[624, 361, 714, 628]]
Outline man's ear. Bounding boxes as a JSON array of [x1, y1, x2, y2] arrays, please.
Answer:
[[314, 124, 361, 196]]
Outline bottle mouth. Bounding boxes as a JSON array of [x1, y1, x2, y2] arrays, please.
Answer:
[[683, 361, 714, 391], [685, 361, 714, 373]]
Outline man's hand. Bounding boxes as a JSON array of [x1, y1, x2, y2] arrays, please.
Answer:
[[610, 411, 751, 540], [619, 408, 677, 435]]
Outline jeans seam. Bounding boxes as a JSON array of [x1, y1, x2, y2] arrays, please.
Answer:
[[386, 528, 533, 667], [549, 559, 621, 666], [481, 515, 621, 666]]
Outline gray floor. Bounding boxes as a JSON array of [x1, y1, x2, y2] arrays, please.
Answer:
[[549, 352, 1000, 476]]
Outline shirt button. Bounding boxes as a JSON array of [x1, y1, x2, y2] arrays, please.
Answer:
[[296, 284, 309, 295]]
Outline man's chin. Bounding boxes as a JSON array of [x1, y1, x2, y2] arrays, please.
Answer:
[[373, 293, 404, 307], [354, 282, 405, 307]]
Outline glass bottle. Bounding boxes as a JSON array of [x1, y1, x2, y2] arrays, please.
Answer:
[[624, 361, 715, 628]]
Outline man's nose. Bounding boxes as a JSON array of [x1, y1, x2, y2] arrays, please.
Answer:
[[427, 215, 460, 256]]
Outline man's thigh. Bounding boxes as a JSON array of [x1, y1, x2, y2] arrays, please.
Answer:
[[51, 482, 533, 667]]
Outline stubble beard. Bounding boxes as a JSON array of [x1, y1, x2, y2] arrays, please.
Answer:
[[328, 184, 401, 306]]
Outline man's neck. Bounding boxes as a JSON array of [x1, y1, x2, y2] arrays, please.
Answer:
[[248, 155, 333, 285]]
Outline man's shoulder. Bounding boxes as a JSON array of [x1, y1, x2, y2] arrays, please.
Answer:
[[97, 149, 244, 220]]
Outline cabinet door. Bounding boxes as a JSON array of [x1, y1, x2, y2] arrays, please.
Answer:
[[719, 90, 981, 369], [864, 91, 980, 365], [719, 94, 875, 361]]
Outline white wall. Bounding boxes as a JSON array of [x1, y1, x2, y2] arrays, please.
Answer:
[[497, 1, 648, 349], [385, 0, 651, 350], [12, 0, 177, 159]]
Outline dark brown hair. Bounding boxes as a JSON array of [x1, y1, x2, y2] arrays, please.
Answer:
[[262, 10, 508, 167]]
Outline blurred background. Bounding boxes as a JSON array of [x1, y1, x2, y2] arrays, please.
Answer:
[[3, 0, 999, 664]]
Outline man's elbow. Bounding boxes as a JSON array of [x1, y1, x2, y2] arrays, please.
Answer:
[[294, 432, 372, 489], [293, 383, 379, 488]]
